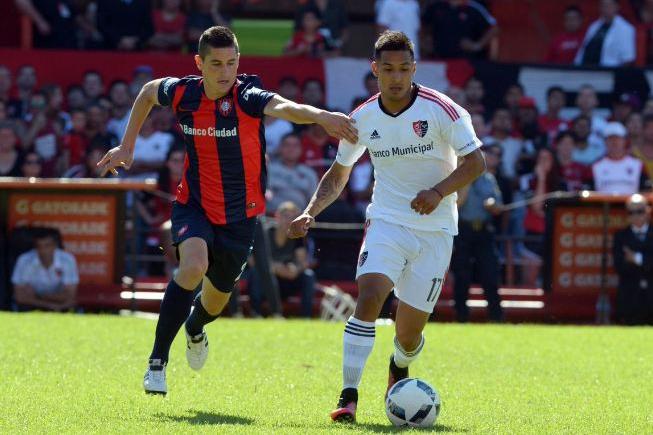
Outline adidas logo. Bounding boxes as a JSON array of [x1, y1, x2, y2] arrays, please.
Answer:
[[370, 130, 380, 140]]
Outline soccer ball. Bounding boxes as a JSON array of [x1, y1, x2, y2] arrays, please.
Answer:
[[385, 378, 440, 427]]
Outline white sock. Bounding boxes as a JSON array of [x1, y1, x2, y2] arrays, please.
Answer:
[[393, 334, 425, 368], [342, 316, 376, 389]]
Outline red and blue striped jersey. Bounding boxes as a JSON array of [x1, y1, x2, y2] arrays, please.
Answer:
[[158, 74, 276, 224]]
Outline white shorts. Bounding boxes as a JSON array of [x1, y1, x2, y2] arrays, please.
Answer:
[[356, 219, 453, 313]]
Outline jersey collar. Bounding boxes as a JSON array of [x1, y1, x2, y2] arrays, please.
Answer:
[[377, 84, 419, 118]]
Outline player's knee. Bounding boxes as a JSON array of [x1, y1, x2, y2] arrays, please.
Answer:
[[179, 258, 208, 282]]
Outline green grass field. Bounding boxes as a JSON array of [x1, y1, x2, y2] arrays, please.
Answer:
[[231, 19, 293, 56], [1, 313, 652, 434]]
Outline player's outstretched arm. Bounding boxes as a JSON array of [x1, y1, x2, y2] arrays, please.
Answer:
[[411, 148, 486, 215], [96, 78, 165, 176], [287, 162, 353, 239], [263, 95, 358, 143]]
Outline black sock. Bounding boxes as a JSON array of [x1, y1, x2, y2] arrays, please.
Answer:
[[185, 293, 220, 337], [149, 280, 195, 364]]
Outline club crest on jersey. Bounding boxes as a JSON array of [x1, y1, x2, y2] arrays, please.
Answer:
[[218, 98, 233, 116], [413, 120, 428, 138]]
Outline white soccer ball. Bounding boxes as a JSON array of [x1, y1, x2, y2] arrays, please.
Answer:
[[385, 378, 440, 427]]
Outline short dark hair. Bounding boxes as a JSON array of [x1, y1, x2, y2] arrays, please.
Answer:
[[302, 78, 324, 92], [565, 5, 582, 15], [373, 30, 414, 60], [555, 130, 576, 144], [547, 86, 565, 98], [198, 26, 239, 58], [278, 76, 298, 87]]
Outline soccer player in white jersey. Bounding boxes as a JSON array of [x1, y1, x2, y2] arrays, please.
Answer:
[[288, 31, 486, 423]]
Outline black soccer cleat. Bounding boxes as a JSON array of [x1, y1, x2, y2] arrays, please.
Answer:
[[330, 388, 358, 423], [387, 355, 409, 396]]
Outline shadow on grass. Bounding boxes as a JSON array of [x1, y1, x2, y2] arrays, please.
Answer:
[[156, 409, 254, 426], [355, 423, 466, 433]]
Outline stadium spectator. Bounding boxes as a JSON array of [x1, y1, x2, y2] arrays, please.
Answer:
[[61, 109, 88, 169], [248, 201, 316, 318], [377, 0, 420, 59], [575, 0, 636, 67], [0, 66, 20, 119], [571, 114, 606, 165], [264, 115, 294, 156], [611, 92, 641, 124], [471, 113, 489, 139], [555, 131, 592, 192], [302, 78, 326, 108], [23, 91, 62, 177], [524, 148, 564, 247], [42, 84, 70, 132], [130, 66, 154, 99], [186, 0, 230, 53], [20, 150, 43, 177], [284, 9, 328, 58], [516, 96, 547, 155], [626, 111, 644, 149], [482, 143, 512, 232], [14, 65, 38, 121], [11, 228, 78, 311], [82, 71, 105, 104], [130, 108, 175, 175], [15, 0, 78, 49], [85, 103, 118, 152], [635, 0, 653, 64], [632, 114, 653, 179], [301, 123, 337, 175], [592, 122, 645, 193], [295, 0, 349, 51], [150, 0, 187, 51], [352, 72, 379, 109], [107, 80, 133, 140], [538, 86, 568, 142], [452, 152, 504, 323], [446, 85, 466, 107], [63, 142, 109, 178], [277, 76, 300, 102], [576, 84, 608, 135], [96, 0, 154, 51], [0, 101, 7, 123], [421, 0, 498, 60], [612, 193, 653, 325], [75, 0, 103, 50], [349, 156, 373, 214], [483, 107, 526, 179], [267, 133, 318, 212], [464, 76, 485, 117], [503, 83, 524, 121], [0, 122, 24, 177], [66, 85, 87, 112], [545, 5, 585, 64]]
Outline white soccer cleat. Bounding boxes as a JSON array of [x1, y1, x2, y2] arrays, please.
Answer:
[[185, 329, 209, 371], [143, 360, 167, 395]]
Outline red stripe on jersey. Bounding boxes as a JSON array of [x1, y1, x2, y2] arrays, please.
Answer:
[[418, 92, 459, 121], [171, 84, 186, 113], [234, 95, 265, 218], [349, 93, 380, 116], [193, 94, 226, 223], [176, 153, 190, 203], [418, 88, 459, 121]]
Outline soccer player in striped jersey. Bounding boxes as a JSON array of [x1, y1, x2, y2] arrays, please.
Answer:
[[97, 26, 357, 395], [288, 31, 486, 422]]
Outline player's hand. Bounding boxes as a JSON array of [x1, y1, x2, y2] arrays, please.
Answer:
[[623, 246, 636, 264], [318, 111, 358, 144], [96, 145, 134, 176], [287, 213, 314, 239], [410, 189, 442, 215]]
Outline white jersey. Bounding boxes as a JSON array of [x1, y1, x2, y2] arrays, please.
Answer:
[[336, 84, 482, 235], [592, 155, 642, 194]]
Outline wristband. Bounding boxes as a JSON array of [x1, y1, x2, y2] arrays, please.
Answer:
[[432, 187, 444, 199]]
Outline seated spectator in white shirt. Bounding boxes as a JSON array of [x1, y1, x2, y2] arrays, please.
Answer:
[[12, 229, 79, 311], [482, 107, 529, 179], [575, 0, 635, 67], [267, 133, 318, 212], [131, 108, 174, 175], [264, 115, 294, 156], [575, 84, 608, 136], [571, 114, 606, 165], [592, 122, 646, 193]]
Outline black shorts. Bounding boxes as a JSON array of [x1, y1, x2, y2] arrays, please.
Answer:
[[171, 201, 256, 292]]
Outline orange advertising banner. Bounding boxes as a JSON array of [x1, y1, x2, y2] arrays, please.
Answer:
[[549, 205, 628, 296], [7, 193, 117, 285]]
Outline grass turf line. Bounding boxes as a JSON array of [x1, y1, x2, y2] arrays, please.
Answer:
[[1, 313, 652, 434]]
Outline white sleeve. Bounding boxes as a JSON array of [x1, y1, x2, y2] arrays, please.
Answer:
[[446, 114, 483, 157], [11, 254, 29, 285], [62, 253, 80, 286], [336, 139, 367, 167]]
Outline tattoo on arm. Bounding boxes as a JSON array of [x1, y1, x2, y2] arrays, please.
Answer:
[[306, 167, 349, 217]]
